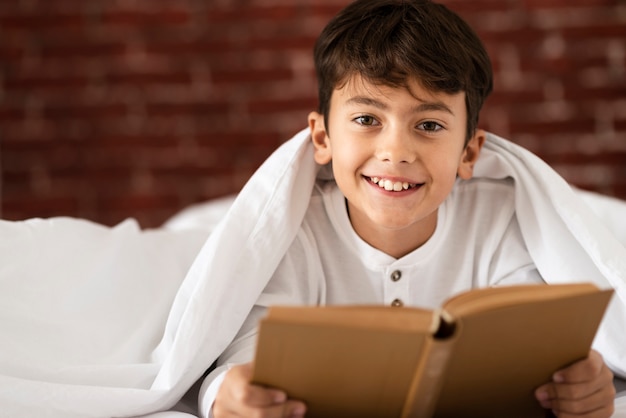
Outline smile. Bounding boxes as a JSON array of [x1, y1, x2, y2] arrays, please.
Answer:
[[368, 176, 420, 192]]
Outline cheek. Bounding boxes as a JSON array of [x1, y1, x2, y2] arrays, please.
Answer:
[[333, 138, 364, 165], [333, 151, 357, 178], [422, 155, 465, 192], [428, 148, 465, 176], [331, 146, 369, 186]]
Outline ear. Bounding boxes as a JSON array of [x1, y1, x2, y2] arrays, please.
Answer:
[[308, 111, 332, 165], [457, 129, 486, 180]]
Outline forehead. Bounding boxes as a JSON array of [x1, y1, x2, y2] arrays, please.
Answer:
[[334, 74, 466, 114]]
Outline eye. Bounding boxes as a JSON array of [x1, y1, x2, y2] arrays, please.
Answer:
[[353, 115, 379, 126], [418, 121, 443, 132]]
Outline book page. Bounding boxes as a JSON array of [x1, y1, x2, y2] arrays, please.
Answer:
[[442, 283, 600, 318], [264, 305, 438, 332]]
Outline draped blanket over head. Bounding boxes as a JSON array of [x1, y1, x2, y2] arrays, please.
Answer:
[[0, 129, 625, 418]]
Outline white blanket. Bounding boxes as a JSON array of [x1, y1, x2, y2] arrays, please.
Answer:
[[0, 129, 625, 418]]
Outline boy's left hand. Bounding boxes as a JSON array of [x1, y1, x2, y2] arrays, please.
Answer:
[[535, 349, 616, 417]]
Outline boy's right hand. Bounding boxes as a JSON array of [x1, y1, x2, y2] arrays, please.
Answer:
[[213, 362, 307, 418]]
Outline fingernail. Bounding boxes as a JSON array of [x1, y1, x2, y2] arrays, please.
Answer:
[[553, 373, 565, 383], [273, 391, 287, 403], [290, 404, 306, 418], [536, 390, 549, 401]]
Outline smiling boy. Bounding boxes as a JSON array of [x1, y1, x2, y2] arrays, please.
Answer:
[[199, 1, 618, 417]]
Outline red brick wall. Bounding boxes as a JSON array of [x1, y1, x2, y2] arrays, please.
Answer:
[[1, 0, 625, 227]]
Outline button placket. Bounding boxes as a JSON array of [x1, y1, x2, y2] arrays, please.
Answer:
[[385, 269, 405, 307]]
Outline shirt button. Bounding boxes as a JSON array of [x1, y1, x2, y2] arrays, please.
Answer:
[[391, 298, 404, 307], [390, 270, 402, 282]]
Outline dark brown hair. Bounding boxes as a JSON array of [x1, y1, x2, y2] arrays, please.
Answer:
[[314, 0, 493, 141]]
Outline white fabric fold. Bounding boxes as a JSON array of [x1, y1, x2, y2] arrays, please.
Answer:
[[0, 218, 208, 417], [0, 128, 624, 417], [475, 134, 626, 376]]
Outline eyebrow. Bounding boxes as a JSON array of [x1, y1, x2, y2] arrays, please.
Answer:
[[345, 96, 455, 115]]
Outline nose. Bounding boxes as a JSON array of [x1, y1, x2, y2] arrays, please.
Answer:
[[375, 127, 416, 164]]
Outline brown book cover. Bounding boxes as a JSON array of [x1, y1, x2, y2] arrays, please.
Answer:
[[251, 283, 613, 418]]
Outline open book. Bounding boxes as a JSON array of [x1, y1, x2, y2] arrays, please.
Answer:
[[251, 283, 613, 418]]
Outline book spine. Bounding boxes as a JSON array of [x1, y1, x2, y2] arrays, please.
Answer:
[[400, 336, 456, 418]]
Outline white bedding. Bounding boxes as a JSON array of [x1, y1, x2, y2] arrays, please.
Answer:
[[0, 218, 209, 417], [0, 129, 625, 417]]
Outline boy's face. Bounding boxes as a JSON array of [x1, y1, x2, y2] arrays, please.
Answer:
[[309, 75, 485, 257]]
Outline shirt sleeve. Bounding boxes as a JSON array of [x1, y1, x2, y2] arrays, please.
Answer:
[[197, 226, 324, 417], [198, 367, 227, 418]]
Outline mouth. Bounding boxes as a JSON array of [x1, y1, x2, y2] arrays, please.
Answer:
[[366, 176, 422, 192]]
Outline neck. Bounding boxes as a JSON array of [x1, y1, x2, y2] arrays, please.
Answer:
[[348, 207, 438, 259]]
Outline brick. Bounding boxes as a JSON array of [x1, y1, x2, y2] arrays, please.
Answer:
[[211, 68, 293, 84], [509, 117, 597, 137], [4, 75, 90, 91], [522, 0, 619, 9], [442, 0, 514, 14], [530, 8, 621, 31], [563, 24, 626, 39], [41, 103, 127, 119], [2, 196, 80, 221], [247, 98, 318, 114], [0, 13, 84, 30], [37, 41, 126, 59], [206, 5, 299, 22], [103, 72, 191, 85], [100, 10, 191, 26], [0, 106, 25, 121]]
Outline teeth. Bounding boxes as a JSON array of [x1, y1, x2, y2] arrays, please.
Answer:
[[370, 177, 413, 191]]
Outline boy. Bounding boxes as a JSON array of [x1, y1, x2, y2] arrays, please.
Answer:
[[200, 0, 619, 417]]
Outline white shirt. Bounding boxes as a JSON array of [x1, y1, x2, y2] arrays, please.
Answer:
[[199, 176, 543, 417]]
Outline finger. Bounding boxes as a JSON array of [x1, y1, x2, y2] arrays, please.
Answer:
[[551, 402, 615, 418], [283, 400, 307, 418], [236, 384, 288, 407], [238, 400, 305, 418], [553, 351, 606, 384], [224, 365, 288, 408], [541, 366, 612, 403], [535, 366, 615, 416], [213, 400, 283, 418], [550, 383, 616, 417], [214, 396, 306, 418]]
